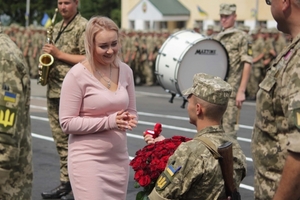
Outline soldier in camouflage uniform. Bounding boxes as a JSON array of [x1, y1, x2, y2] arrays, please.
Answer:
[[145, 73, 246, 200], [246, 28, 265, 100], [261, 28, 276, 78], [251, 0, 300, 199], [0, 23, 33, 200], [271, 28, 287, 57], [213, 4, 252, 139], [40, 0, 87, 199]]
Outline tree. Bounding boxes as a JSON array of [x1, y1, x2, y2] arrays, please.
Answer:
[[0, 0, 121, 27], [80, 0, 121, 26]]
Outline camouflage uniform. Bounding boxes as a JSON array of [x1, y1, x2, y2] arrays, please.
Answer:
[[0, 26, 32, 200], [247, 30, 265, 99], [149, 73, 246, 200], [214, 27, 252, 137], [47, 13, 87, 183], [251, 33, 300, 199]]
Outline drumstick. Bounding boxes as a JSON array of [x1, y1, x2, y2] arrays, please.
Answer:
[[234, 108, 241, 131]]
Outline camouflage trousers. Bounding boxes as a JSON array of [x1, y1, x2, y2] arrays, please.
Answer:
[[47, 98, 69, 182], [28, 55, 38, 78], [0, 134, 33, 200], [222, 98, 238, 138], [143, 60, 154, 85], [253, 168, 278, 200]]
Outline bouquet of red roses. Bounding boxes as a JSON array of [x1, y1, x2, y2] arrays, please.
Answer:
[[130, 123, 192, 200]]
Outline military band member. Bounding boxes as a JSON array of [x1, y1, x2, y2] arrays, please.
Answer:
[[40, 0, 87, 199], [213, 3, 253, 139]]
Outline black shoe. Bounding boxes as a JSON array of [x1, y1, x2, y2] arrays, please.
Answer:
[[41, 181, 72, 199], [61, 191, 74, 200]]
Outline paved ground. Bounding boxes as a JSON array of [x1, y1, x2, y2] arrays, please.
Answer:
[[30, 79, 255, 200]]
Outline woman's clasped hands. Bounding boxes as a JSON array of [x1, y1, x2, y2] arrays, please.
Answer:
[[116, 110, 137, 131]]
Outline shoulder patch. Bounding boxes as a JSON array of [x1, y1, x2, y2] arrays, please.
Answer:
[[247, 42, 253, 56], [0, 105, 17, 129], [155, 165, 181, 191], [4, 91, 16, 103], [155, 172, 171, 191]]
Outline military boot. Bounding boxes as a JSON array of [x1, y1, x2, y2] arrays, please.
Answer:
[[41, 181, 72, 199]]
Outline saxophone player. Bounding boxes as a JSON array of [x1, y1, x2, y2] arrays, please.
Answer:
[[40, 0, 87, 199]]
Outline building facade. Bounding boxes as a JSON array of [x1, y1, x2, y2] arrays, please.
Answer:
[[121, 0, 276, 32]]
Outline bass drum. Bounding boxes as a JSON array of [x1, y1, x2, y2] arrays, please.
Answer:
[[155, 30, 229, 96]]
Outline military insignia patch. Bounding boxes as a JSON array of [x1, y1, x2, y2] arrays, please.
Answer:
[[155, 172, 170, 191], [247, 42, 253, 56], [155, 165, 181, 191], [0, 105, 17, 129], [4, 91, 16, 103], [294, 109, 300, 129]]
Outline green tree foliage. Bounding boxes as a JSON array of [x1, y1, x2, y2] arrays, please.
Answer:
[[0, 0, 121, 27], [80, 0, 121, 26]]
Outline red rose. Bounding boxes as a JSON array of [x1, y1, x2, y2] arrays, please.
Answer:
[[150, 171, 160, 180], [134, 169, 144, 181], [129, 124, 192, 198], [131, 157, 143, 171], [138, 175, 151, 187]]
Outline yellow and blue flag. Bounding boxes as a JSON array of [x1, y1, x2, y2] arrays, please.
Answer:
[[197, 5, 208, 16], [41, 13, 52, 28]]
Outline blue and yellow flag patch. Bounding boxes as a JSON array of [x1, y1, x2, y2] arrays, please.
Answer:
[[4, 91, 16, 103], [155, 165, 181, 191]]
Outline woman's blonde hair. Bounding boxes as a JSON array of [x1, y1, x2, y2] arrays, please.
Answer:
[[84, 16, 121, 72]]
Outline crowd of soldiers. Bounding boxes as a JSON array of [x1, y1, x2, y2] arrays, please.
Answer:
[[2, 23, 47, 79], [120, 29, 170, 86], [2, 23, 289, 92], [120, 25, 289, 92], [197, 24, 289, 100]]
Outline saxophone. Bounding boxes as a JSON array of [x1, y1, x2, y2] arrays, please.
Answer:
[[37, 8, 58, 86]]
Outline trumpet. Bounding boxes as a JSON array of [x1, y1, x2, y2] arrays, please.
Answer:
[[37, 8, 58, 86]]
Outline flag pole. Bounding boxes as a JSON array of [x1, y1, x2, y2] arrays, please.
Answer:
[[26, 0, 30, 27], [255, 0, 259, 27]]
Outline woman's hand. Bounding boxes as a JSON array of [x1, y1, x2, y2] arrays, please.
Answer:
[[116, 110, 137, 131], [126, 113, 137, 130]]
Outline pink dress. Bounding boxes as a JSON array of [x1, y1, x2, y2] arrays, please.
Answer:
[[59, 62, 137, 200]]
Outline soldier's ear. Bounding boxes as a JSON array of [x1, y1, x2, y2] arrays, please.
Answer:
[[196, 103, 203, 116]]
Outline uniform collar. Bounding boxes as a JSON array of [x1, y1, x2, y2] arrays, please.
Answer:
[[194, 125, 223, 139]]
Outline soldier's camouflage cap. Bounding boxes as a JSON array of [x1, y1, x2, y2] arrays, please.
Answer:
[[250, 27, 260, 35], [219, 3, 236, 15], [207, 25, 213, 30], [182, 73, 232, 105]]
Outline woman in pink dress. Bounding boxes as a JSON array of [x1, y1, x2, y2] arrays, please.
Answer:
[[59, 16, 138, 200]]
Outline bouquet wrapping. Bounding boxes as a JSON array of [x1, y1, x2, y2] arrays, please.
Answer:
[[130, 126, 192, 200]]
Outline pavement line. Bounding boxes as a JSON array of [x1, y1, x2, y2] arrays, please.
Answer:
[[30, 105, 254, 131], [31, 92, 257, 108], [31, 132, 254, 192], [30, 115, 253, 144]]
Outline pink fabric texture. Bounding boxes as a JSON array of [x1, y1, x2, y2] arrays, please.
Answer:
[[59, 61, 137, 200]]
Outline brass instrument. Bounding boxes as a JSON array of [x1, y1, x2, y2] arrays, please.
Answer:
[[38, 8, 58, 86]]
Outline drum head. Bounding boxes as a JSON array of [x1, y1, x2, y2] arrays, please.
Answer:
[[177, 38, 228, 95], [156, 30, 228, 96]]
